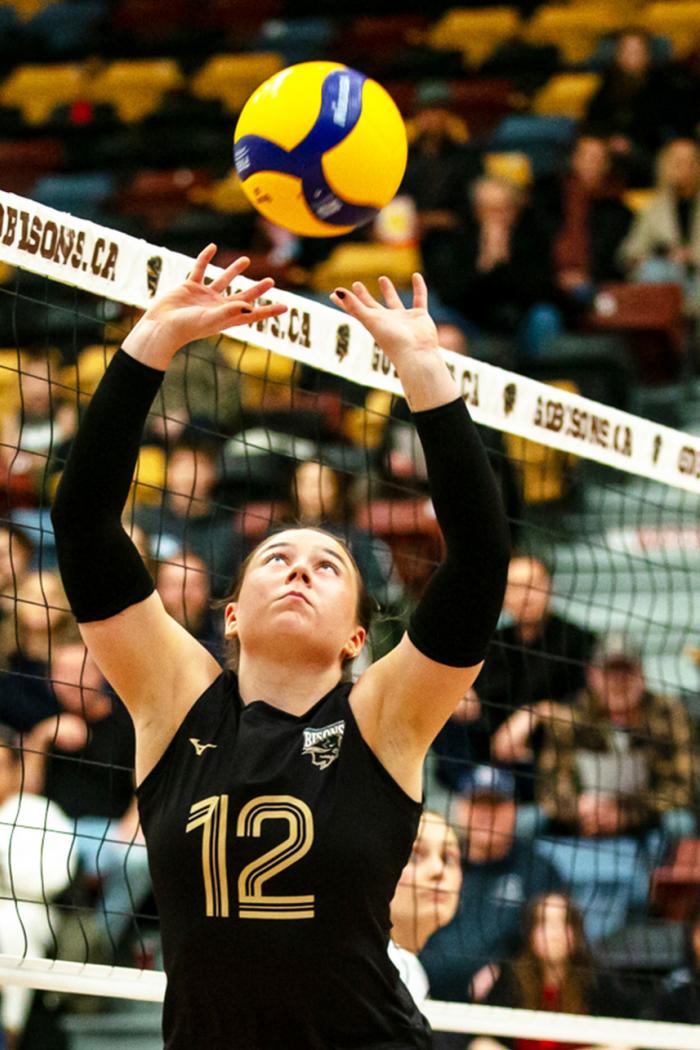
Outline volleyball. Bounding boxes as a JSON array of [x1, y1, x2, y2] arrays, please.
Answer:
[[233, 61, 408, 237]]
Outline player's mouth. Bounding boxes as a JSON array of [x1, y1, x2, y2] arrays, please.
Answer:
[[280, 590, 312, 606]]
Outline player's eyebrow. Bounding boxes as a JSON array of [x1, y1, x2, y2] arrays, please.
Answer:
[[257, 540, 352, 572]]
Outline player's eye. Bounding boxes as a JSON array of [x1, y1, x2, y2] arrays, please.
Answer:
[[319, 560, 339, 574], [264, 552, 287, 564]]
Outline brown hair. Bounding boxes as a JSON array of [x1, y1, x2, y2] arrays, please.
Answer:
[[219, 525, 375, 674], [510, 894, 594, 1014]]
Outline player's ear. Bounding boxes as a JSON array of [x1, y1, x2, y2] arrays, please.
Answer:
[[341, 626, 366, 661], [224, 601, 239, 640]]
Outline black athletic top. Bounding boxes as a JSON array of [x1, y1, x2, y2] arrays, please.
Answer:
[[136, 670, 432, 1050]]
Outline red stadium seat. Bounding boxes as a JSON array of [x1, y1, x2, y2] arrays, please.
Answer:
[[651, 839, 700, 919], [0, 138, 63, 193]]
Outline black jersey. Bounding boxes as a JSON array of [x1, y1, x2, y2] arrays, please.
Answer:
[[136, 670, 432, 1050]]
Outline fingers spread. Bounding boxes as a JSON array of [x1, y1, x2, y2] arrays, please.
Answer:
[[351, 281, 379, 309], [412, 272, 428, 311], [190, 244, 217, 284], [216, 299, 287, 332], [330, 287, 369, 320], [210, 255, 251, 293], [378, 275, 403, 310], [237, 276, 276, 303]]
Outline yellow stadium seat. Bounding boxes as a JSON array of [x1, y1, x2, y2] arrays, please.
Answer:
[[0, 349, 21, 413], [312, 244, 420, 295], [132, 445, 166, 505], [219, 339, 296, 413], [427, 7, 521, 66], [504, 381, 578, 504], [532, 73, 601, 118], [0, 63, 88, 126], [189, 170, 254, 214], [88, 59, 184, 123], [484, 151, 532, 186], [7, 0, 55, 21], [61, 345, 118, 400], [190, 53, 284, 114], [343, 390, 393, 449], [523, 5, 632, 63], [643, 2, 700, 57], [623, 188, 655, 213]]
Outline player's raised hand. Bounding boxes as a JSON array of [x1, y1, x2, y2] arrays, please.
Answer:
[[124, 244, 287, 368], [330, 273, 439, 365]]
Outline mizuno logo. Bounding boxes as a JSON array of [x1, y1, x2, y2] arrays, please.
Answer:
[[189, 738, 218, 756]]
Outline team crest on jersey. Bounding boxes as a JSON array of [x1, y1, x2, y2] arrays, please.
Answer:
[[302, 720, 345, 770]]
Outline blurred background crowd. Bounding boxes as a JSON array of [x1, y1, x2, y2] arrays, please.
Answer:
[[2, 1, 700, 1049]]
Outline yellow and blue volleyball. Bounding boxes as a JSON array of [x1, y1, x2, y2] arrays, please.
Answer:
[[233, 61, 408, 238]]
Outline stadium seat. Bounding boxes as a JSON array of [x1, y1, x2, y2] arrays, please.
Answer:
[[643, 2, 700, 58], [623, 188, 655, 213], [449, 78, 515, 137], [584, 282, 685, 382], [311, 244, 420, 295], [32, 172, 116, 221], [189, 52, 283, 114], [488, 114, 576, 176], [355, 498, 443, 593], [26, 1, 105, 58], [427, 7, 521, 67], [61, 344, 118, 400], [342, 390, 394, 449], [532, 73, 601, 119], [651, 839, 700, 919], [484, 150, 532, 186], [5, 0, 55, 20], [522, 5, 633, 64], [117, 168, 211, 229], [219, 340, 295, 414], [88, 59, 184, 123], [253, 16, 337, 64], [0, 63, 88, 126], [0, 137, 63, 193], [132, 445, 166, 505], [189, 170, 253, 214]]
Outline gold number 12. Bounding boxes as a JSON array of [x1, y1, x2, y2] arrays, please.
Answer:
[[186, 794, 314, 920]]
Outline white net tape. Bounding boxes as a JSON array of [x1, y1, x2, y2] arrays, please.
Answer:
[[0, 187, 699, 495]]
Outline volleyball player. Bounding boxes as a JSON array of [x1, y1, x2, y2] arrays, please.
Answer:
[[50, 246, 510, 1049]]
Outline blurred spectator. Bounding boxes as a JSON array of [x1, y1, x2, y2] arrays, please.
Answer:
[[468, 893, 636, 1050], [535, 633, 695, 839], [23, 641, 150, 957], [620, 138, 700, 320], [422, 175, 561, 359], [402, 83, 477, 239], [0, 521, 34, 669], [419, 766, 562, 1004], [0, 570, 71, 732], [156, 547, 223, 659], [389, 811, 462, 1009], [0, 723, 76, 1048], [584, 29, 677, 185], [135, 437, 244, 598], [0, 351, 76, 512], [153, 337, 242, 440], [536, 135, 632, 313], [656, 900, 700, 1023], [286, 459, 400, 608], [435, 556, 594, 811]]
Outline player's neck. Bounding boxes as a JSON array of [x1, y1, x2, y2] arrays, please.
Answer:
[[237, 652, 342, 716]]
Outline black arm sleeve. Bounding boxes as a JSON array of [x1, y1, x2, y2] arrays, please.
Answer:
[[407, 396, 510, 666], [50, 348, 165, 623]]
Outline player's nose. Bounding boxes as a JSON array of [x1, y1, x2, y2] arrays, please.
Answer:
[[286, 561, 311, 585]]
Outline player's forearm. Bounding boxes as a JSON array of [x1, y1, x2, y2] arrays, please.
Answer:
[[51, 349, 162, 622], [394, 347, 459, 413], [407, 396, 510, 667]]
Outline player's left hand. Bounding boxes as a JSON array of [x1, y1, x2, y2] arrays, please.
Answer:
[[330, 273, 440, 364]]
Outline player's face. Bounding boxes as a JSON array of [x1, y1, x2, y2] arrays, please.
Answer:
[[226, 529, 365, 669], [530, 895, 576, 965], [393, 814, 462, 934]]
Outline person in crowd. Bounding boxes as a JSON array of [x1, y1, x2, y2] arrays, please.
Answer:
[[156, 547, 223, 659], [134, 436, 244, 598], [0, 570, 71, 732], [583, 29, 680, 185], [655, 900, 700, 1023], [389, 811, 462, 1009], [532, 633, 695, 839], [22, 640, 151, 957], [535, 135, 632, 313], [402, 83, 477, 241], [619, 138, 700, 321], [434, 555, 595, 814], [467, 893, 636, 1050], [421, 175, 561, 359], [0, 723, 76, 1048], [419, 766, 562, 1005], [285, 459, 401, 610], [0, 521, 34, 668]]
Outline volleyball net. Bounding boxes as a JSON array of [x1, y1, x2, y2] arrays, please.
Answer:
[[1, 187, 700, 1047]]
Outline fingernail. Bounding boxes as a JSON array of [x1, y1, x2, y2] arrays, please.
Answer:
[[334, 289, 345, 299], [241, 304, 252, 313]]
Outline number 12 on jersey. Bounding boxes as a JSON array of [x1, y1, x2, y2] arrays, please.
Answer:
[[186, 794, 315, 920]]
